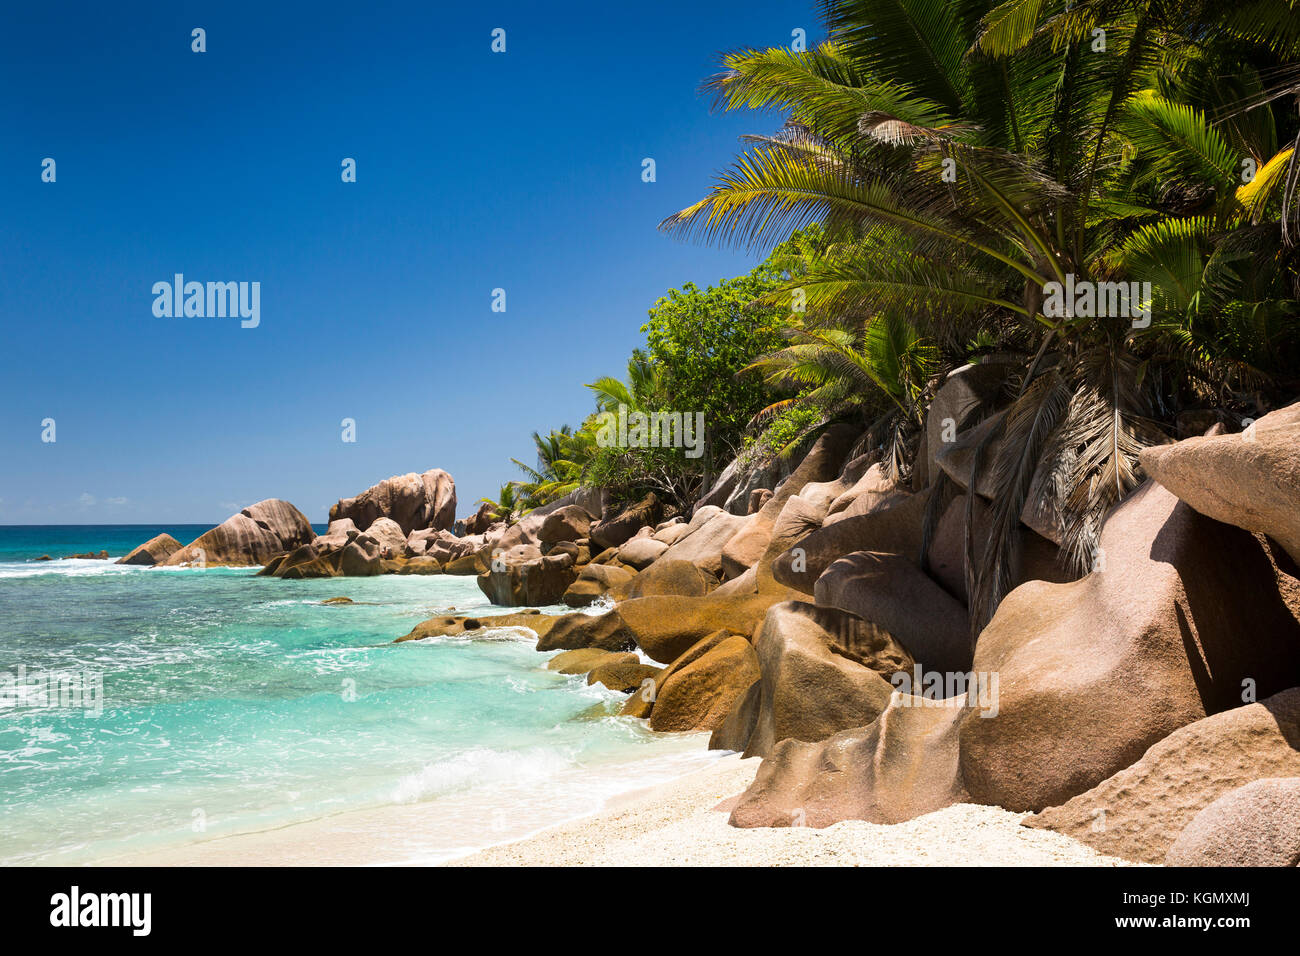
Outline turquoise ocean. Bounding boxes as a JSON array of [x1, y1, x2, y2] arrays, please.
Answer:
[[0, 525, 713, 865]]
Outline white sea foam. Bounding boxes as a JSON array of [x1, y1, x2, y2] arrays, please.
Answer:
[[0, 560, 142, 579], [391, 746, 573, 804]]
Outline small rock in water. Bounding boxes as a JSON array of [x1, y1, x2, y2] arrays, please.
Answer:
[[321, 596, 355, 605]]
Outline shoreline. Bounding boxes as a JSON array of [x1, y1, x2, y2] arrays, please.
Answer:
[[89, 748, 1143, 868], [87, 735, 720, 867], [446, 753, 1144, 867]]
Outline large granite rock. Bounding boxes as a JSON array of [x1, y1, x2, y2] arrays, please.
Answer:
[[961, 482, 1300, 813], [1024, 688, 1300, 863], [166, 499, 314, 567], [117, 533, 182, 566], [338, 537, 382, 576], [652, 519, 692, 547], [923, 363, 1006, 480], [396, 609, 558, 643], [924, 493, 1075, 605], [729, 693, 969, 828], [623, 559, 718, 600], [477, 550, 577, 606], [312, 518, 359, 552], [693, 458, 742, 515], [815, 550, 971, 673], [462, 501, 495, 535], [417, 529, 482, 564], [709, 680, 763, 752], [771, 490, 929, 593], [562, 563, 637, 607], [657, 508, 751, 578], [744, 601, 911, 758], [587, 660, 663, 694], [796, 451, 875, 515], [619, 628, 734, 719], [617, 536, 669, 570], [533, 609, 637, 652], [1165, 778, 1300, 867], [648, 634, 761, 732], [759, 495, 829, 575], [723, 454, 794, 516], [589, 494, 661, 551], [329, 469, 457, 535], [393, 556, 443, 575], [259, 543, 339, 579], [547, 648, 638, 675], [1140, 401, 1300, 566], [443, 551, 489, 575], [824, 461, 907, 524], [720, 425, 860, 579], [363, 517, 408, 559], [934, 411, 1066, 545], [538, 505, 592, 547], [617, 587, 793, 665]]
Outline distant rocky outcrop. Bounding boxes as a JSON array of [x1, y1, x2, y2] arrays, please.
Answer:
[[329, 469, 456, 536], [117, 534, 183, 566], [166, 500, 314, 567], [477, 547, 578, 606], [461, 502, 495, 535]]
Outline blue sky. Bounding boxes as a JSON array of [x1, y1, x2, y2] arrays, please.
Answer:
[[0, 0, 814, 525]]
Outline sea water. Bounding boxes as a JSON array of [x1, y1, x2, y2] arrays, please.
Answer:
[[0, 525, 711, 865]]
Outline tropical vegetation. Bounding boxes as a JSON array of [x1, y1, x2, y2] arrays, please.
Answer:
[[495, 0, 1300, 633]]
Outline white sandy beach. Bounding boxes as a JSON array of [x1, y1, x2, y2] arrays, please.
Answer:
[[446, 753, 1141, 866], [96, 751, 1139, 867]]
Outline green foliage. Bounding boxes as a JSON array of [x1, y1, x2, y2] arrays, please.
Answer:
[[639, 235, 820, 462], [743, 402, 827, 461], [660, 0, 1300, 635], [492, 0, 1300, 641]]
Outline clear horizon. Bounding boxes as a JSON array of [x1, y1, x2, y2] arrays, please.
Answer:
[[1, 1, 812, 525]]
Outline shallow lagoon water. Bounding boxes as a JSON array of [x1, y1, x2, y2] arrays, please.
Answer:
[[0, 527, 710, 864]]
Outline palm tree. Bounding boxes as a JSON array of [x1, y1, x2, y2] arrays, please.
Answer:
[[479, 482, 526, 525], [586, 349, 665, 414], [662, 0, 1300, 636], [511, 426, 596, 509], [743, 310, 938, 477]]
